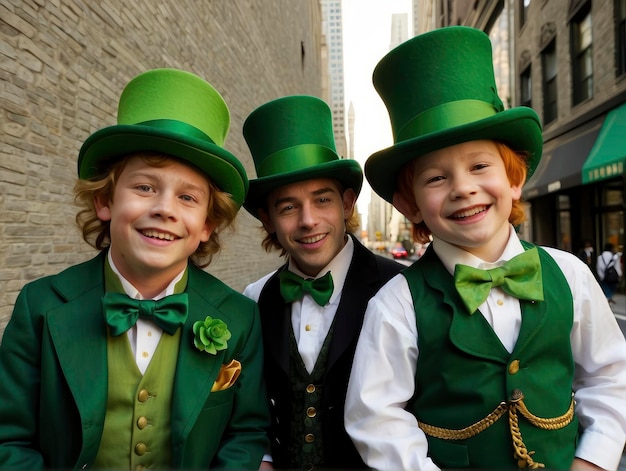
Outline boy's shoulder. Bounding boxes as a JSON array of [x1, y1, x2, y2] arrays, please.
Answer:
[[187, 263, 258, 310]]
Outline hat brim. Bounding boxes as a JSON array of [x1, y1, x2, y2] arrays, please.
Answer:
[[243, 159, 363, 219], [78, 124, 248, 207], [365, 107, 543, 203]]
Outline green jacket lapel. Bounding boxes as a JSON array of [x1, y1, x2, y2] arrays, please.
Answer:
[[46, 252, 109, 459], [170, 265, 229, 448]]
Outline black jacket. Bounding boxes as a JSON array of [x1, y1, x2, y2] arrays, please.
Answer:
[[257, 236, 403, 469]]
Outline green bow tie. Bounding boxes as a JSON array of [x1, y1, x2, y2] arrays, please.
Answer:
[[453, 247, 544, 315], [279, 270, 334, 306], [102, 292, 189, 336]]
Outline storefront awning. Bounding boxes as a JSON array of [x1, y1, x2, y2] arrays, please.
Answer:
[[582, 102, 626, 184], [523, 118, 603, 200]]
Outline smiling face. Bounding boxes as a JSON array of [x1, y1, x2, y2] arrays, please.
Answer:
[[394, 140, 522, 261], [95, 155, 215, 296], [258, 178, 357, 277]]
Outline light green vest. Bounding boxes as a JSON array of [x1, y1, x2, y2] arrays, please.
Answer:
[[92, 330, 179, 469], [93, 257, 185, 469], [403, 243, 579, 470]]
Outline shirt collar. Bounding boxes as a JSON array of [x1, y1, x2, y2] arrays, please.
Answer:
[[287, 234, 354, 304], [106, 249, 186, 300], [432, 225, 525, 275]]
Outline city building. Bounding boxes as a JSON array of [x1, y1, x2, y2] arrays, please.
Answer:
[[321, 0, 348, 159]]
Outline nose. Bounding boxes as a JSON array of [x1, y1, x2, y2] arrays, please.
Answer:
[[151, 192, 177, 220], [299, 202, 317, 228], [449, 175, 477, 200]]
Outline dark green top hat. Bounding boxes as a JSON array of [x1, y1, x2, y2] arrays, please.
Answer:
[[242, 95, 363, 219], [365, 26, 543, 203], [78, 68, 248, 208]]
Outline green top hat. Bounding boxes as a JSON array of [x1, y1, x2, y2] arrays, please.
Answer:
[[242, 95, 363, 218], [78, 68, 248, 208], [365, 26, 543, 203]]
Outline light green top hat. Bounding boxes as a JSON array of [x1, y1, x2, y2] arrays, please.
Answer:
[[242, 95, 363, 219], [78, 68, 248, 208], [365, 26, 543, 203]]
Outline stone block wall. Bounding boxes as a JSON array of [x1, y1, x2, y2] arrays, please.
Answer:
[[0, 0, 323, 337]]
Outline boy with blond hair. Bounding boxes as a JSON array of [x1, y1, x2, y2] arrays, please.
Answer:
[[0, 69, 269, 470]]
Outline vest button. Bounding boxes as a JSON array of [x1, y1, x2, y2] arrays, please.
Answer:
[[508, 360, 520, 375], [137, 416, 148, 429], [134, 442, 147, 455], [306, 384, 316, 393], [138, 389, 150, 402], [135, 465, 145, 471], [306, 407, 317, 418], [304, 433, 315, 443]]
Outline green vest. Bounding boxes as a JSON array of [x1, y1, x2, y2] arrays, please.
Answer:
[[92, 330, 180, 469], [93, 257, 185, 469], [403, 243, 579, 470], [287, 322, 335, 469]]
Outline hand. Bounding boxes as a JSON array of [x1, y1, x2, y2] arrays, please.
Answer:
[[569, 457, 606, 470], [259, 460, 274, 471]]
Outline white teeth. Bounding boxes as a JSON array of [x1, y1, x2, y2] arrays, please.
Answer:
[[142, 229, 175, 241], [300, 234, 325, 244], [453, 206, 486, 219]]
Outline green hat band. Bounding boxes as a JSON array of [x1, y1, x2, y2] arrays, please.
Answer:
[[137, 119, 216, 144], [257, 144, 337, 177], [397, 99, 497, 142]]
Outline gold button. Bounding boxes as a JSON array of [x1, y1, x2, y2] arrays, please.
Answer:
[[142, 351, 149, 358], [306, 384, 316, 393], [134, 442, 147, 455], [305, 433, 315, 443], [137, 416, 148, 429], [508, 360, 520, 374], [135, 466, 145, 471], [147, 331, 152, 337], [306, 407, 317, 418], [138, 389, 150, 402], [305, 324, 312, 331], [497, 299, 504, 306]]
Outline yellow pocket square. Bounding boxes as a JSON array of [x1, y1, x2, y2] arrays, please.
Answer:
[[211, 359, 241, 392]]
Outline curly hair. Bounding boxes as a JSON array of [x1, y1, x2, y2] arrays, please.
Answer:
[[258, 180, 361, 255], [394, 142, 529, 244], [74, 152, 239, 267]]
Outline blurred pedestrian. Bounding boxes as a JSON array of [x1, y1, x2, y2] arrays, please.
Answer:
[[597, 242, 622, 304]]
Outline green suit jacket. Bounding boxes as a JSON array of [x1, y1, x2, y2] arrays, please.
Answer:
[[0, 251, 270, 470]]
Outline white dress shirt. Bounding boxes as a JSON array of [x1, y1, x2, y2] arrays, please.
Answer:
[[244, 235, 354, 373], [107, 251, 186, 374], [344, 226, 626, 471]]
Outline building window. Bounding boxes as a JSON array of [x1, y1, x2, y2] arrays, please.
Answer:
[[618, 0, 626, 76], [571, 5, 593, 104], [542, 40, 558, 125], [520, 66, 532, 108], [520, 0, 531, 28]]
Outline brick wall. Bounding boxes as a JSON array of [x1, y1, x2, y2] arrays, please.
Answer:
[[0, 0, 323, 337]]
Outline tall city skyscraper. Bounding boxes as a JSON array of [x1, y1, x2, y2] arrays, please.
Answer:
[[321, 0, 348, 159]]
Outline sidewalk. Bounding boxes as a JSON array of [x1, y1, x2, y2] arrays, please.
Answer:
[[611, 293, 626, 317]]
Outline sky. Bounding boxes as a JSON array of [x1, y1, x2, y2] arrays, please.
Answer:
[[341, 0, 413, 225]]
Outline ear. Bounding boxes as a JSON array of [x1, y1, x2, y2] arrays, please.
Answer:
[[393, 191, 423, 224], [94, 193, 112, 222], [511, 182, 523, 201], [258, 208, 276, 234], [342, 188, 357, 218], [200, 220, 218, 243]]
